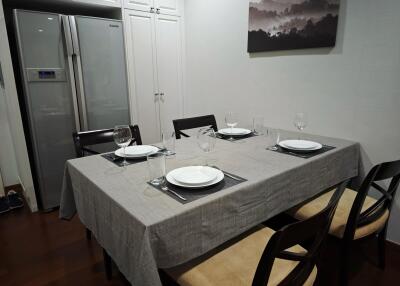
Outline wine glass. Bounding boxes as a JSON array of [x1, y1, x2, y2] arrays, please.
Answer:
[[113, 125, 132, 166], [225, 112, 238, 141], [293, 112, 308, 138], [197, 127, 216, 165]]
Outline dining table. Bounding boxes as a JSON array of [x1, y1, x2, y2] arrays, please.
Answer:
[[60, 130, 359, 286]]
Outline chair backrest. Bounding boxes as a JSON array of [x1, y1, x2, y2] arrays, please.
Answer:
[[344, 159, 400, 240], [252, 180, 348, 286], [173, 115, 218, 139], [72, 125, 142, 158]]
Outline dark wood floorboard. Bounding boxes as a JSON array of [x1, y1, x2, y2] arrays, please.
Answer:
[[0, 199, 399, 285], [0, 194, 129, 286]]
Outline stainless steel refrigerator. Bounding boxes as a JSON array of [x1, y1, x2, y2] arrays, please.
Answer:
[[14, 9, 130, 210]]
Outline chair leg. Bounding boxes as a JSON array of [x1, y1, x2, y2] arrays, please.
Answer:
[[85, 228, 92, 240], [340, 241, 349, 286], [377, 226, 387, 269], [103, 249, 112, 280]]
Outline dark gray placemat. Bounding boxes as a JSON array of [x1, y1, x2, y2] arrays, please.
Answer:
[[101, 152, 147, 167], [216, 132, 258, 141], [148, 170, 247, 204], [270, 145, 336, 159], [102, 149, 174, 167]]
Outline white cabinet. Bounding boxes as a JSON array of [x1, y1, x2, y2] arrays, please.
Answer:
[[76, 0, 122, 8], [124, 0, 153, 12], [124, 9, 183, 143], [155, 0, 180, 16], [155, 14, 183, 134], [124, 0, 181, 16]]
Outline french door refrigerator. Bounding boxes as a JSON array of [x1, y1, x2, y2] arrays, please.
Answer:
[[14, 9, 130, 210]]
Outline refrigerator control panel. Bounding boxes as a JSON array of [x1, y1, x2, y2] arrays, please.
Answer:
[[26, 68, 66, 82]]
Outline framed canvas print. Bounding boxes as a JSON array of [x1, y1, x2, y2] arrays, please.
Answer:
[[248, 0, 340, 53]]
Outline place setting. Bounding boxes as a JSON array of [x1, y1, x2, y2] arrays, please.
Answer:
[[102, 126, 175, 167], [266, 113, 335, 159], [147, 127, 247, 204], [215, 112, 261, 142]]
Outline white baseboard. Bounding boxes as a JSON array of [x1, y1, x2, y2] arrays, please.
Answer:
[[0, 170, 4, 197], [18, 176, 38, 212], [387, 239, 400, 246]]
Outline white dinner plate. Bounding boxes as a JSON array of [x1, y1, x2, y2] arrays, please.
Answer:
[[218, 128, 252, 136], [171, 166, 218, 186], [279, 140, 322, 152], [166, 166, 224, 189], [115, 145, 159, 158]]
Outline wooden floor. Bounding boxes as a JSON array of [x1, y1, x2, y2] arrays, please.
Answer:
[[0, 201, 399, 285]]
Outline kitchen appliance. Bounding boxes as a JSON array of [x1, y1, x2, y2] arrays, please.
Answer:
[[14, 9, 130, 210]]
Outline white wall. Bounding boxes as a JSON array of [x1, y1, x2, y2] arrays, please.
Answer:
[[0, 1, 38, 211], [184, 0, 400, 242], [0, 81, 19, 187]]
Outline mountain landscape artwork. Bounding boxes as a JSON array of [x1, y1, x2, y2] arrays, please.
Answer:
[[248, 0, 340, 53]]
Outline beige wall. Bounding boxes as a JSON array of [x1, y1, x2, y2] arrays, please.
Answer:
[[0, 1, 37, 211], [183, 0, 400, 242]]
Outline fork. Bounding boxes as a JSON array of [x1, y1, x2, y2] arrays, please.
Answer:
[[161, 185, 187, 201]]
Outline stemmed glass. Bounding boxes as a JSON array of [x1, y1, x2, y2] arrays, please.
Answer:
[[293, 112, 308, 138], [197, 127, 216, 165], [113, 125, 132, 166], [225, 112, 238, 141]]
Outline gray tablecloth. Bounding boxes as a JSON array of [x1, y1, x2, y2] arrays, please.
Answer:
[[60, 132, 359, 286]]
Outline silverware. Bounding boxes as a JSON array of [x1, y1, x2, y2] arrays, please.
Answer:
[[213, 166, 242, 181], [161, 185, 187, 201], [150, 145, 176, 156]]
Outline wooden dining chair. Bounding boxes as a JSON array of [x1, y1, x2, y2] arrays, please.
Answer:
[[173, 115, 218, 139], [287, 159, 400, 285], [73, 125, 142, 158], [162, 180, 347, 286], [72, 125, 142, 280]]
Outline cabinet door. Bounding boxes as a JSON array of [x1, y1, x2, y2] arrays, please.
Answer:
[[76, 0, 122, 8], [155, 14, 183, 134], [155, 0, 180, 16], [124, 10, 161, 143], [124, 0, 154, 13]]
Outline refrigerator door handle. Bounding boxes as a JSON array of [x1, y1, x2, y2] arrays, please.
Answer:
[[69, 16, 89, 131], [61, 15, 74, 56], [62, 15, 81, 132], [69, 16, 80, 55]]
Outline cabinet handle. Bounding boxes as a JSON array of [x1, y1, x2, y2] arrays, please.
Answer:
[[150, 7, 155, 13], [160, 93, 164, 97], [156, 8, 160, 14]]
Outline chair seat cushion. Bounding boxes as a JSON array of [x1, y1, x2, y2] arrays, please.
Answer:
[[288, 188, 389, 240], [165, 225, 317, 286]]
